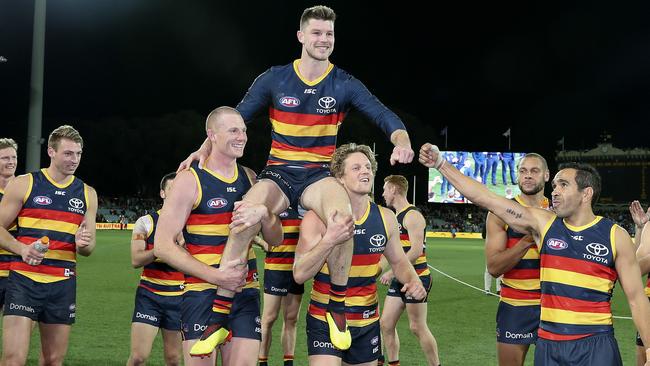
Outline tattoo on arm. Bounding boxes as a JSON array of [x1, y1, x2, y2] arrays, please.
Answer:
[[133, 233, 146, 241], [506, 208, 523, 219]]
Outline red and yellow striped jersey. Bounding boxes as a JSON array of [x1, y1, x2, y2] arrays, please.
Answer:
[[0, 188, 18, 278], [264, 207, 301, 271], [183, 162, 258, 292], [308, 201, 388, 327], [138, 211, 184, 296], [12, 169, 87, 283], [395, 205, 429, 277], [538, 216, 617, 341]]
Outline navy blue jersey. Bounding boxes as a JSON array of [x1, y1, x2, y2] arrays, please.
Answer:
[[237, 60, 405, 167]]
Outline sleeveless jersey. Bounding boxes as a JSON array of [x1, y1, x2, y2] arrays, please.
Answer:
[[538, 216, 618, 340], [264, 206, 301, 271], [138, 211, 184, 296], [308, 201, 388, 327], [395, 205, 429, 277], [0, 189, 18, 278], [237, 60, 405, 167], [500, 196, 549, 306], [13, 169, 87, 283], [183, 162, 258, 292]]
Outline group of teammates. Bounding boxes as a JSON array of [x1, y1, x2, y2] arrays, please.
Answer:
[[420, 143, 650, 366]]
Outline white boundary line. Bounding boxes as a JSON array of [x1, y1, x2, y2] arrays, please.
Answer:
[[427, 264, 632, 320]]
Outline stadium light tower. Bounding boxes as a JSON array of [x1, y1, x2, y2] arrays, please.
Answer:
[[26, 0, 47, 172]]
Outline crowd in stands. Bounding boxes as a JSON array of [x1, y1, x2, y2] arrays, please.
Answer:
[[97, 196, 160, 224]]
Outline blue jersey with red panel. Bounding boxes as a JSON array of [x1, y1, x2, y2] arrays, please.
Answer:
[[236, 60, 405, 167]]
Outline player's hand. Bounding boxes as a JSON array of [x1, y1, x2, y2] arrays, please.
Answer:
[[629, 200, 650, 228], [390, 145, 414, 165], [230, 201, 269, 233], [177, 145, 211, 172], [380, 270, 394, 285], [175, 232, 186, 249], [75, 220, 92, 248], [322, 210, 354, 247], [214, 258, 247, 292], [21, 241, 46, 266], [418, 143, 444, 169], [401, 279, 426, 301]]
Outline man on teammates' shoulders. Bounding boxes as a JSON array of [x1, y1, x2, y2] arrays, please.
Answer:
[[293, 143, 425, 366], [0, 137, 19, 311], [127, 172, 183, 366], [0, 125, 98, 365]]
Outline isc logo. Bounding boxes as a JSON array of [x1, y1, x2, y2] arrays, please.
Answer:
[[279, 96, 300, 108], [207, 198, 228, 209]]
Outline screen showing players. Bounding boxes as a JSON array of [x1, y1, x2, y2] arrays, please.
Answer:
[[428, 151, 526, 204]]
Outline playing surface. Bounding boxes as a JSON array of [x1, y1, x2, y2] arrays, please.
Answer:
[[3, 231, 638, 365]]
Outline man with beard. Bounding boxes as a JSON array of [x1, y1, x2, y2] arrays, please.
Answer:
[[420, 143, 650, 366], [485, 153, 549, 366]]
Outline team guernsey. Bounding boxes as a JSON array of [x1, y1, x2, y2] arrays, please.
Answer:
[[0, 189, 18, 280], [264, 206, 303, 296], [138, 211, 184, 296], [183, 162, 258, 292], [307, 201, 387, 363], [12, 169, 87, 283], [236, 60, 405, 168], [538, 216, 617, 341], [500, 196, 549, 306]]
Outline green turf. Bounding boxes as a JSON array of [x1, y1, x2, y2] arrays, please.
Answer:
[[2, 232, 639, 365]]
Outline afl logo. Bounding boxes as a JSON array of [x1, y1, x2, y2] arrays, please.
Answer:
[[279, 211, 289, 218], [279, 96, 300, 108], [369, 234, 386, 247], [33, 196, 52, 205], [547, 238, 568, 250], [69, 198, 84, 209], [586, 243, 609, 257], [207, 197, 228, 209], [318, 96, 336, 109]]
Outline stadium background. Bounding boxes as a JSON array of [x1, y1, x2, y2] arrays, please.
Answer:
[[2, 1, 650, 364]]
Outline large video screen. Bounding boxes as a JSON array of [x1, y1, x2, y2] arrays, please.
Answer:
[[428, 151, 526, 204]]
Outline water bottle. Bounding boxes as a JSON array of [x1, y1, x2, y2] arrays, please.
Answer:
[[34, 236, 49, 253]]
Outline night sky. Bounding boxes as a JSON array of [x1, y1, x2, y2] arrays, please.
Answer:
[[2, 1, 650, 200]]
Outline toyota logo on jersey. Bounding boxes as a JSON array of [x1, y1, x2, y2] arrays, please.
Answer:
[[318, 96, 336, 109], [69, 198, 84, 209], [586, 243, 609, 256], [369, 234, 386, 247]]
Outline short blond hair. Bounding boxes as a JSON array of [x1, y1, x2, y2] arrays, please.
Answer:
[[384, 175, 408, 195], [330, 143, 377, 178], [0, 138, 18, 151], [48, 125, 83, 150], [205, 106, 241, 131]]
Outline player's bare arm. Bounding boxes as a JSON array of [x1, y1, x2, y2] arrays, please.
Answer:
[[177, 138, 211, 172], [293, 209, 353, 284], [419, 143, 553, 241], [381, 207, 426, 300], [153, 170, 246, 292], [130, 216, 155, 268], [613, 225, 650, 362], [0, 175, 46, 263], [485, 212, 535, 277], [76, 185, 97, 256], [636, 222, 650, 274]]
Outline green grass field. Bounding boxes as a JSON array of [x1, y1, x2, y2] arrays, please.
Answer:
[[4, 231, 639, 365]]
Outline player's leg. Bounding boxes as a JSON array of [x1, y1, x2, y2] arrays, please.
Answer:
[[221, 338, 261, 366], [302, 177, 354, 349], [405, 303, 440, 366], [39, 323, 71, 366], [281, 292, 302, 365], [161, 329, 182, 366], [127, 322, 159, 366], [194, 180, 287, 354], [259, 293, 282, 364], [380, 295, 404, 365], [310, 355, 343, 366], [497, 343, 529, 366], [1, 316, 34, 365]]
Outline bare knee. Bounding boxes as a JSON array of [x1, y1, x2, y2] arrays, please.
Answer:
[[262, 311, 279, 328], [381, 321, 395, 335], [128, 354, 148, 366], [163, 352, 181, 366], [40, 353, 65, 366], [408, 322, 428, 338], [2, 353, 29, 366], [283, 311, 299, 328]]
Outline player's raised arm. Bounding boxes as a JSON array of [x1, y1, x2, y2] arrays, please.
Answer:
[[419, 143, 553, 239]]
